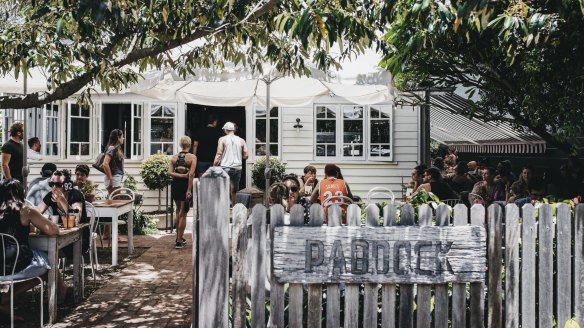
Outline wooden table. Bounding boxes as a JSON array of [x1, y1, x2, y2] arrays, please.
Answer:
[[92, 199, 134, 266], [29, 224, 87, 324]]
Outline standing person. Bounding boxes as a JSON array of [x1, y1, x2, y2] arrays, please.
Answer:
[[27, 137, 42, 160], [1, 122, 24, 183], [213, 122, 249, 207], [103, 129, 125, 195], [169, 136, 197, 249], [193, 114, 222, 177]]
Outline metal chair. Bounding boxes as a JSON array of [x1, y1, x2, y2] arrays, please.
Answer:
[[0, 233, 45, 327], [84, 202, 99, 287], [366, 187, 395, 205]]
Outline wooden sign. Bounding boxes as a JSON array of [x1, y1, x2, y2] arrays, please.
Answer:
[[273, 226, 486, 284]]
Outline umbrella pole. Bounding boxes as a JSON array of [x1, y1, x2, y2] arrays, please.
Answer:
[[263, 79, 272, 208], [22, 73, 29, 188]]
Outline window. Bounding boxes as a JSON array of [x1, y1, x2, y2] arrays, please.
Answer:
[[150, 104, 175, 155], [369, 105, 392, 159], [68, 103, 90, 157], [44, 104, 59, 156], [132, 103, 143, 159], [255, 106, 279, 156], [314, 104, 393, 161]]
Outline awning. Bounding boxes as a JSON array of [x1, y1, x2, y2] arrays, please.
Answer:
[[430, 93, 547, 154]]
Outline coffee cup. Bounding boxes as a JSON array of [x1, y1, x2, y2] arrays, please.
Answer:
[[61, 215, 76, 229]]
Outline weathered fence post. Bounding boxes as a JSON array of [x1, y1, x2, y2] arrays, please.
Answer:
[[364, 204, 380, 327], [575, 204, 584, 324], [344, 204, 361, 328], [269, 204, 286, 328], [487, 204, 503, 328], [198, 168, 229, 327], [191, 178, 200, 327], [232, 203, 248, 328], [469, 204, 485, 328], [324, 204, 340, 328], [250, 204, 267, 328], [398, 204, 415, 328], [521, 204, 536, 328], [288, 204, 305, 328], [556, 203, 572, 327], [539, 204, 554, 328], [307, 205, 324, 328], [434, 204, 450, 328], [505, 204, 520, 328], [416, 204, 433, 328], [452, 204, 468, 328], [382, 204, 397, 328]]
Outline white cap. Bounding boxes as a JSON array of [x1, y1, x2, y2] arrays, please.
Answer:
[[222, 122, 235, 131]]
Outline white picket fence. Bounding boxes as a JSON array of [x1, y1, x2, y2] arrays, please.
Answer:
[[191, 169, 584, 327]]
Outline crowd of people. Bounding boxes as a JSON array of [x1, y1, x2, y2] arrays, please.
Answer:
[[408, 147, 583, 209]]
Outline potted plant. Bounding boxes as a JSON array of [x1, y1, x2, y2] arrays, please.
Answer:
[[139, 154, 170, 211], [79, 181, 99, 203], [251, 157, 286, 190]]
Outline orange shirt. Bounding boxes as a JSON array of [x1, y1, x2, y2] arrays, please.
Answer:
[[319, 178, 348, 224]]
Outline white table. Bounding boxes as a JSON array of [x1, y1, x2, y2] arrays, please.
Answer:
[[92, 199, 134, 266], [29, 224, 86, 324]]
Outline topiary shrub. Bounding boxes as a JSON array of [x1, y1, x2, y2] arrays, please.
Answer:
[[139, 154, 170, 211], [251, 157, 286, 190]]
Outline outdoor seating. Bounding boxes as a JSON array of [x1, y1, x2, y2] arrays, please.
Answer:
[[366, 187, 395, 205], [0, 233, 45, 328], [99, 188, 134, 248], [84, 201, 100, 288]]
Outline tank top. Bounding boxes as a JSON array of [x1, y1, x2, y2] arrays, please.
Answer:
[[220, 135, 243, 169], [174, 152, 190, 175], [0, 210, 33, 274]]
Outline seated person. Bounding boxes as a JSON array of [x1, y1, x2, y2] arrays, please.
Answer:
[[26, 162, 57, 207], [74, 164, 96, 202], [471, 167, 506, 207], [282, 174, 310, 223], [445, 161, 474, 194], [413, 167, 458, 201], [37, 170, 89, 257], [299, 165, 318, 197], [310, 164, 349, 224], [508, 165, 533, 203], [0, 179, 67, 321], [409, 164, 427, 195], [514, 178, 547, 208]]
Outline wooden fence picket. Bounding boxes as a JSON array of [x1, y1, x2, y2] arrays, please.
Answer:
[[434, 204, 451, 328], [232, 204, 249, 328], [505, 204, 520, 328], [288, 205, 305, 328], [487, 204, 503, 328], [469, 204, 485, 328], [575, 204, 584, 324], [398, 204, 415, 328], [269, 204, 285, 328], [307, 204, 324, 328], [416, 204, 433, 328], [364, 204, 379, 328], [250, 205, 266, 328], [344, 204, 362, 328], [521, 204, 536, 328], [556, 203, 572, 327], [538, 204, 554, 328], [381, 204, 397, 328], [452, 204, 468, 328], [324, 203, 341, 328]]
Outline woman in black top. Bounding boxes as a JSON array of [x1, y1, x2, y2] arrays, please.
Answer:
[[103, 129, 125, 195], [0, 179, 64, 320], [169, 136, 197, 249]]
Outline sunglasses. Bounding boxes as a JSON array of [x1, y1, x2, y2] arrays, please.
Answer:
[[289, 186, 299, 193], [48, 181, 63, 188]]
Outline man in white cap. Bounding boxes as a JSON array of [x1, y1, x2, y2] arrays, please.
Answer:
[[214, 122, 249, 206]]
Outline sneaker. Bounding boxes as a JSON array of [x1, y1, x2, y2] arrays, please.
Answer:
[[175, 241, 185, 249], [181, 238, 187, 245]]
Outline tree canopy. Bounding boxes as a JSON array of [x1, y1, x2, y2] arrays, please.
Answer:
[[0, 0, 386, 110], [381, 0, 584, 153]]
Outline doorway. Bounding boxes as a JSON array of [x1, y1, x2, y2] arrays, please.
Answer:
[[101, 103, 132, 158], [186, 104, 246, 190]]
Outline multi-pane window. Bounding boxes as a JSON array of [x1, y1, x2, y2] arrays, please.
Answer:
[[255, 106, 279, 156], [69, 103, 90, 156], [315, 104, 393, 161], [369, 105, 392, 159], [132, 104, 143, 158], [315, 105, 337, 157], [150, 104, 175, 155], [44, 104, 59, 156]]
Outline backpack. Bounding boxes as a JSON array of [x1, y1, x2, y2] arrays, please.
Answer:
[[92, 152, 106, 173]]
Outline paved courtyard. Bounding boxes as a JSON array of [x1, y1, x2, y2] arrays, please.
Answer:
[[52, 231, 193, 327]]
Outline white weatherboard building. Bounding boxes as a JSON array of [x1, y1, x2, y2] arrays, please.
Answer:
[[1, 56, 422, 210]]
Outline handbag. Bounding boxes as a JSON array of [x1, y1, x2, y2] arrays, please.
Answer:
[[92, 152, 106, 173]]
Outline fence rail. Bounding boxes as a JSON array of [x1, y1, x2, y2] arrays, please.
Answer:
[[193, 173, 584, 327]]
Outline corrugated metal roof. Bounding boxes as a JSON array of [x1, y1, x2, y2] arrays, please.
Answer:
[[430, 93, 546, 153]]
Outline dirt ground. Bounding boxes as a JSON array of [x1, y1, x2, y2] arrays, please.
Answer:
[[1, 245, 150, 328]]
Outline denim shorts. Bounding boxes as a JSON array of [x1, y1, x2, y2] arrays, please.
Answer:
[[222, 167, 241, 192], [0, 250, 50, 283], [104, 174, 123, 188]]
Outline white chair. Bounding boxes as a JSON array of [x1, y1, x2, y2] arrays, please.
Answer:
[[0, 233, 45, 328], [84, 202, 99, 287], [366, 187, 395, 205], [322, 195, 354, 208], [99, 188, 135, 248]]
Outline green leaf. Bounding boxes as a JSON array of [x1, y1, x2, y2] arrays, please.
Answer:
[[56, 18, 65, 35]]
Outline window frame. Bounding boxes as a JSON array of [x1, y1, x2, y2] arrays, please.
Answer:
[[42, 103, 60, 159], [147, 103, 176, 156], [313, 103, 393, 162], [253, 104, 281, 159], [131, 102, 144, 160], [67, 101, 92, 159]]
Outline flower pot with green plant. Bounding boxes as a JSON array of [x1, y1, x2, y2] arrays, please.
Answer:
[[139, 154, 171, 213], [251, 157, 286, 190]]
